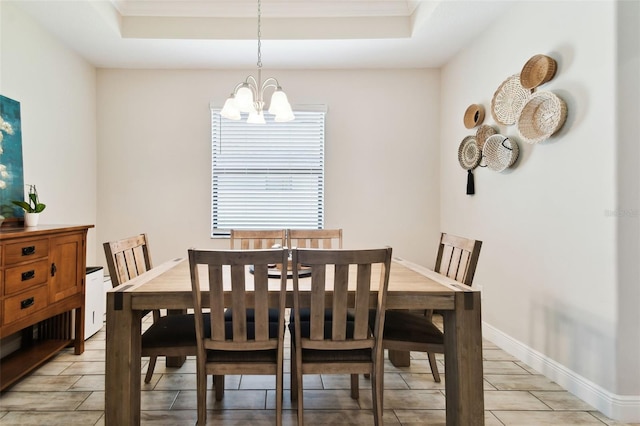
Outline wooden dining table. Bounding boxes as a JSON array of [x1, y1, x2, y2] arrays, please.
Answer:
[[105, 256, 484, 425]]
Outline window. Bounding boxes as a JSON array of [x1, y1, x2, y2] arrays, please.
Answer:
[[211, 105, 326, 237]]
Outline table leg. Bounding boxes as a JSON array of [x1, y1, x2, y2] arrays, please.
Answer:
[[105, 291, 142, 426], [165, 309, 187, 368], [443, 291, 484, 426], [388, 349, 411, 367]]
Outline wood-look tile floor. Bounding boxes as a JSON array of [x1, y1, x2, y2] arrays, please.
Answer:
[[0, 315, 636, 426]]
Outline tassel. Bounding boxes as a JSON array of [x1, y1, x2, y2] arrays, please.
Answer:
[[466, 169, 475, 195]]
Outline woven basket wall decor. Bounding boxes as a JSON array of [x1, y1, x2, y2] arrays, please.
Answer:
[[517, 91, 568, 144], [463, 104, 485, 129], [458, 135, 481, 195], [483, 134, 519, 172], [475, 124, 497, 150], [458, 136, 481, 170], [520, 54, 557, 89], [491, 74, 532, 126]]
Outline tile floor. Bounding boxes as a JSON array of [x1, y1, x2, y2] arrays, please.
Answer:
[[0, 314, 636, 426]]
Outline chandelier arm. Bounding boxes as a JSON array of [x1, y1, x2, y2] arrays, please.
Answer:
[[261, 77, 280, 93]]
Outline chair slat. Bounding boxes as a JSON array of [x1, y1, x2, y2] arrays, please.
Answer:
[[253, 263, 270, 341], [447, 247, 463, 280], [456, 251, 471, 282], [310, 266, 326, 341], [332, 264, 349, 341], [209, 264, 226, 341], [230, 264, 247, 342], [353, 263, 372, 340]]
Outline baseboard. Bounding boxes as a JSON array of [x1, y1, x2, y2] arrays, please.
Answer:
[[483, 322, 640, 423]]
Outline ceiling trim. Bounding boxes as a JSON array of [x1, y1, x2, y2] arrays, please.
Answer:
[[121, 16, 413, 40]]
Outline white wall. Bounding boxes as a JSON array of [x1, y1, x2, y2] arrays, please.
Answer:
[[440, 0, 638, 421], [0, 3, 98, 264], [96, 69, 441, 267]]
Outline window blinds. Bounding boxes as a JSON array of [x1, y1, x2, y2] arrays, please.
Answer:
[[211, 107, 325, 236]]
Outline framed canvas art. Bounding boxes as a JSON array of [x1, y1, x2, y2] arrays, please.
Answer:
[[0, 95, 25, 224]]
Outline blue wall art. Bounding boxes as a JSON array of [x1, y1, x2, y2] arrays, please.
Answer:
[[0, 95, 25, 222]]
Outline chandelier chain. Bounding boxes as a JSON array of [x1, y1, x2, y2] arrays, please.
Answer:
[[256, 0, 262, 69]]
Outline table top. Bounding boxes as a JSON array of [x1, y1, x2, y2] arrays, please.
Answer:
[[109, 256, 478, 312]]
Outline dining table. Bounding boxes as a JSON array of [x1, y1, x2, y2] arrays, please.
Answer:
[[105, 256, 485, 425]]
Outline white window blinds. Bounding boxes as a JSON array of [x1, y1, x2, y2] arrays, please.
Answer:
[[211, 106, 326, 236]]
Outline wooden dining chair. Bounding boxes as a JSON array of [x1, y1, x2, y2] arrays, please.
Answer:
[[103, 234, 198, 383], [287, 228, 343, 249], [229, 229, 286, 249], [188, 248, 288, 426], [290, 247, 392, 426], [382, 232, 482, 382]]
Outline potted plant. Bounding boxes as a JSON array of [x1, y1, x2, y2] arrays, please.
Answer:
[[12, 184, 46, 227]]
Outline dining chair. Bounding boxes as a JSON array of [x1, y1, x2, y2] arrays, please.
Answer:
[[286, 228, 343, 392], [229, 229, 286, 249], [290, 247, 392, 426], [287, 228, 343, 249], [382, 232, 482, 382], [188, 248, 288, 426], [103, 234, 198, 383]]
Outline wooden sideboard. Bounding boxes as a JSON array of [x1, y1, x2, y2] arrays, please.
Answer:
[[0, 224, 94, 391]]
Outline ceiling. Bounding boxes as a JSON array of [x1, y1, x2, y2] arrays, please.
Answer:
[[12, 0, 511, 69]]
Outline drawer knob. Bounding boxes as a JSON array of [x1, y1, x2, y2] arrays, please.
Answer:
[[20, 297, 35, 309], [21, 246, 36, 256], [21, 270, 35, 281]]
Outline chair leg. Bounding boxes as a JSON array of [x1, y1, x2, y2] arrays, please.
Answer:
[[196, 365, 207, 425], [144, 356, 157, 383], [350, 374, 359, 399], [214, 375, 225, 401], [427, 352, 441, 383], [296, 354, 304, 426], [276, 359, 283, 426], [371, 364, 384, 426], [290, 352, 297, 401]]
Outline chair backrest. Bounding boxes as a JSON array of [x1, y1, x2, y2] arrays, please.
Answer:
[[229, 229, 287, 250], [287, 229, 343, 249], [434, 232, 482, 286], [291, 247, 392, 350], [103, 234, 153, 288], [188, 248, 288, 350]]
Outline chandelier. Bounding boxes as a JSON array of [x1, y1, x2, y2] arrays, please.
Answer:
[[220, 0, 294, 124]]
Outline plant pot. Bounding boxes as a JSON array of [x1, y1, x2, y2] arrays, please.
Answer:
[[24, 212, 40, 227]]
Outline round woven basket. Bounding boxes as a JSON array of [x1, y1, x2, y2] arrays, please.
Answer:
[[463, 104, 485, 129], [475, 124, 496, 150], [491, 74, 531, 126], [516, 91, 567, 144], [520, 54, 557, 89], [483, 134, 519, 172], [458, 136, 481, 170]]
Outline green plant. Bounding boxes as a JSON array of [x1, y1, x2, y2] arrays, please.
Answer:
[[12, 184, 46, 213]]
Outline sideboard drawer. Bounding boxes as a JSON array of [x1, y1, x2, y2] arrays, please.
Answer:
[[4, 239, 49, 265], [3, 285, 48, 325], [4, 260, 50, 296]]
